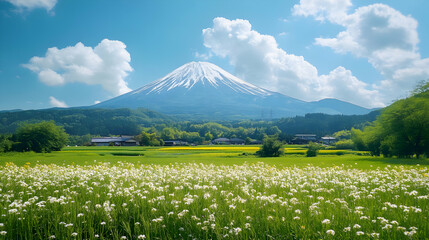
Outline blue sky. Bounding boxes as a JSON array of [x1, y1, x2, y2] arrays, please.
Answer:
[[1, 0, 428, 110]]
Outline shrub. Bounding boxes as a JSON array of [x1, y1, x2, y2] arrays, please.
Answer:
[[15, 121, 69, 153], [306, 142, 320, 157], [335, 139, 355, 149], [256, 136, 284, 157]]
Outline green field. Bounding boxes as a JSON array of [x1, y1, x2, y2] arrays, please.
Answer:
[[1, 145, 428, 169], [0, 146, 428, 239]]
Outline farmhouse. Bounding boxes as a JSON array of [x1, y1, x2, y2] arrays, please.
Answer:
[[292, 134, 317, 144], [91, 136, 139, 146], [164, 140, 188, 146], [321, 136, 336, 145], [212, 138, 245, 145], [212, 138, 230, 144]]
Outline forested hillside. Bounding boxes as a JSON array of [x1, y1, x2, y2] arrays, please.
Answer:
[[0, 108, 171, 136], [0, 107, 380, 139]]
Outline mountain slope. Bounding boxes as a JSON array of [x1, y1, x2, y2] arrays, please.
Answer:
[[94, 62, 372, 119]]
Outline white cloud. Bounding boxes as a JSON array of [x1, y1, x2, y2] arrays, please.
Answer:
[[202, 17, 382, 108], [295, 1, 429, 103], [24, 39, 133, 96], [292, 0, 352, 24], [5, 0, 57, 12], [49, 96, 68, 108], [194, 52, 212, 60], [318, 67, 382, 106]]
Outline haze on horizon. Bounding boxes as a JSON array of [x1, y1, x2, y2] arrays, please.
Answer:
[[1, 0, 428, 110]]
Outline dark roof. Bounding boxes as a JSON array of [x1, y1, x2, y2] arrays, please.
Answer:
[[213, 138, 230, 141], [91, 137, 132, 143]]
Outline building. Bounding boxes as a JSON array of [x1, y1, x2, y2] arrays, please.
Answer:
[[230, 138, 245, 145], [292, 134, 317, 144], [164, 140, 188, 146], [212, 138, 230, 144], [249, 140, 263, 145], [321, 136, 336, 145], [91, 136, 139, 146]]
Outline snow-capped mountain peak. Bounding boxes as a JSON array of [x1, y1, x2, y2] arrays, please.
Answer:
[[132, 61, 271, 96]]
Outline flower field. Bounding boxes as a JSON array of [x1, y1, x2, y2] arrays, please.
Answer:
[[0, 161, 428, 239]]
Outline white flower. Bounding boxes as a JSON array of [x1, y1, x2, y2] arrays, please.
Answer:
[[370, 232, 380, 238], [137, 235, 146, 239], [121, 236, 127, 239], [71, 232, 78, 237], [95, 234, 100, 238], [77, 213, 84, 217], [322, 219, 331, 224], [326, 229, 335, 236], [100, 222, 106, 225], [233, 227, 242, 235], [293, 216, 300, 220], [343, 227, 351, 232], [0, 231, 7, 236], [356, 231, 365, 236], [353, 224, 361, 229], [49, 235, 56, 239], [0, 223, 3, 227]]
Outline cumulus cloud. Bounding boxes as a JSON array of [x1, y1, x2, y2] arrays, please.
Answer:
[[292, 0, 352, 24], [24, 39, 133, 96], [194, 52, 212, 60], [49, 96, 68, 108], [202, 17, 382, 108], [5, 0, 57, 12], [294, 1, 429, 103]]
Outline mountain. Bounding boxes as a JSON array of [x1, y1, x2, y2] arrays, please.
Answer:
[[94, 62, 372, 119]]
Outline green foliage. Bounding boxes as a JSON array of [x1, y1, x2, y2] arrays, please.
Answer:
[[136, 132, 162, 146], [335, 139, 355, 149], [68, 134, 93, 146], [14, 121, 69, 153], [350, 128, 366, 151], [306, 142, 320, 157], [256, 136, 284, 157], [204, 131, 213, 141], [333, 130, 351, 140], [0, 134, 13, 152], [355, 84, 429, 158]]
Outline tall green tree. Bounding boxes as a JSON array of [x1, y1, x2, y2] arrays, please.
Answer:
[[15, 121, 69, 153], [354, 82, 429, 158], [256, 135, 284, 157]]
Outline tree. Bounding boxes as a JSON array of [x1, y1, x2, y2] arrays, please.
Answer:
[[204, 131, 213, 141], [15, 121, 69, 153], [136, 132, 162, 146], [350, 128, 366, 151], [0, 134, 13, 152], [306, 142, 320, 157], [354, 83, 429, 158], [256, 136, 284, 157]]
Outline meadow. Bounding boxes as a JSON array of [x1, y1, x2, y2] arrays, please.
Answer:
[[0, 146, 428, 239]]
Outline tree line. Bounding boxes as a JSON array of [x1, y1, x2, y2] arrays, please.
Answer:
[[349, 81, 429, 158]]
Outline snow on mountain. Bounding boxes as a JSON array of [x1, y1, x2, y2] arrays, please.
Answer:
[[132, 62, 271, 96], [94, 61, 372, 120]]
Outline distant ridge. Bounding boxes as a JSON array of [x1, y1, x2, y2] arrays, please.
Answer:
[[94, 62, 373, 120]]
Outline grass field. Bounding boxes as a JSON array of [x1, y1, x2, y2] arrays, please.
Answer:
[[0, 146, 428, 239]]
